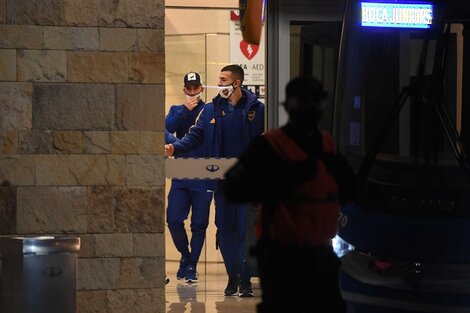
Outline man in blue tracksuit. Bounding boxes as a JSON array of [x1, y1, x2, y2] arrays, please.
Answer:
[[165, 72, 214, 283], [165, 64, 265, 297]]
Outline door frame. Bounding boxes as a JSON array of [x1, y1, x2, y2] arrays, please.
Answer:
[[266, 0, 346, 128]]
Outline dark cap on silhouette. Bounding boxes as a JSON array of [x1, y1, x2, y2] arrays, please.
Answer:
[[285, 75, 328, 104]]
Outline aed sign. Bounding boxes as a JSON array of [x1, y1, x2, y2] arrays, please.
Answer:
[[361, 2, 433, 29]]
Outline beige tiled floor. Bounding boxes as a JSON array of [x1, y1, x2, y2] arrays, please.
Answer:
[[165, 261, 261, 313]]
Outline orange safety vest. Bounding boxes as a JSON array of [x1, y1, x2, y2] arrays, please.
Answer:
[[257, 129, 340, 247]]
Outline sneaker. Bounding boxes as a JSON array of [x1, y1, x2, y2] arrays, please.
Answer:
[[224, 276, 240, 296], [177, 257, 188, 280], [185, 264, 199, 283], [239, 280, 254, 297]]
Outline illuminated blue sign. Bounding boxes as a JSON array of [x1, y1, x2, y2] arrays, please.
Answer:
[[361, 2, 433, 29]]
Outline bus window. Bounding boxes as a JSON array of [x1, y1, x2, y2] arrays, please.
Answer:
[[334, 0, 470, 216]]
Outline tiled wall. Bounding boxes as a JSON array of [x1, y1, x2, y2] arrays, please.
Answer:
[[0, 1, 166, 312]]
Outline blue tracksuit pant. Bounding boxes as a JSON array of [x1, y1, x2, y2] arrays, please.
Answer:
[[166, 179, 213, 265], [214, 189, 252, 281]]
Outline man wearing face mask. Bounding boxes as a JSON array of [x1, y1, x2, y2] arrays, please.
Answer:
[[165, 64, 265, 297], [165, 72, 214, 283]]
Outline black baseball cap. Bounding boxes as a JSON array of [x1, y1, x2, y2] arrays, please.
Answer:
[[184, 72, 202, 87]]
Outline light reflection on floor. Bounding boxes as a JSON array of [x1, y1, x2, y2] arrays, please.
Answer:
[[165, 261, 261, 313]]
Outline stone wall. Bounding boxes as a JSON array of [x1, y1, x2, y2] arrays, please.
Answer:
[[0, 1, 166, 312]]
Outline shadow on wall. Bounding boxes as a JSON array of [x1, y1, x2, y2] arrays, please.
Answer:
[[0, 180, 16, 235], [0, 179, 17, 310], [0, 179, 16, 301]]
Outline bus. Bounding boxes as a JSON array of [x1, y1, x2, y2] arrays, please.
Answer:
[[334, 0, 470, 312]]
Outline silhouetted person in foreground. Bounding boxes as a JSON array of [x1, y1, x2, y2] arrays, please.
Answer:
[[223, 75, 355, 313]]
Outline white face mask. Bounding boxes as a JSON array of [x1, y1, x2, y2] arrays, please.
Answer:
[[218, 83, 235, 99], [185, 91, 202, 101]]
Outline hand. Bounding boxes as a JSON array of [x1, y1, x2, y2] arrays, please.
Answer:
[[184, 96, 199, 111], [165, 144, 175, 156]]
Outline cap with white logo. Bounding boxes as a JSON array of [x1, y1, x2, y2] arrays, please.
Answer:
[[184, 72, 203, 87]]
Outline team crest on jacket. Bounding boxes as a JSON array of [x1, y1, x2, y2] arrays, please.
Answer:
[[247, 111, 255, 121]]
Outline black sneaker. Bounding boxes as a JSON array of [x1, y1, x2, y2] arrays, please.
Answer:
[[184, 264, 199, 283], [177, 257, 188, 280], [239, 280, 254, 297], [224, 276, 240, 296]]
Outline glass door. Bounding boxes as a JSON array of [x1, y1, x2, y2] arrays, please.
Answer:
[[290, 21, 342, 132]]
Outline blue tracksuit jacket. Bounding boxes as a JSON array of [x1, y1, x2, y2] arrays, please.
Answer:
[[166, 100, 206, 158], [171, 88, 265, 159]]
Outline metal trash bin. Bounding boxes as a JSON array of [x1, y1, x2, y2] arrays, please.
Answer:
[[0, 236, 80, 313]]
